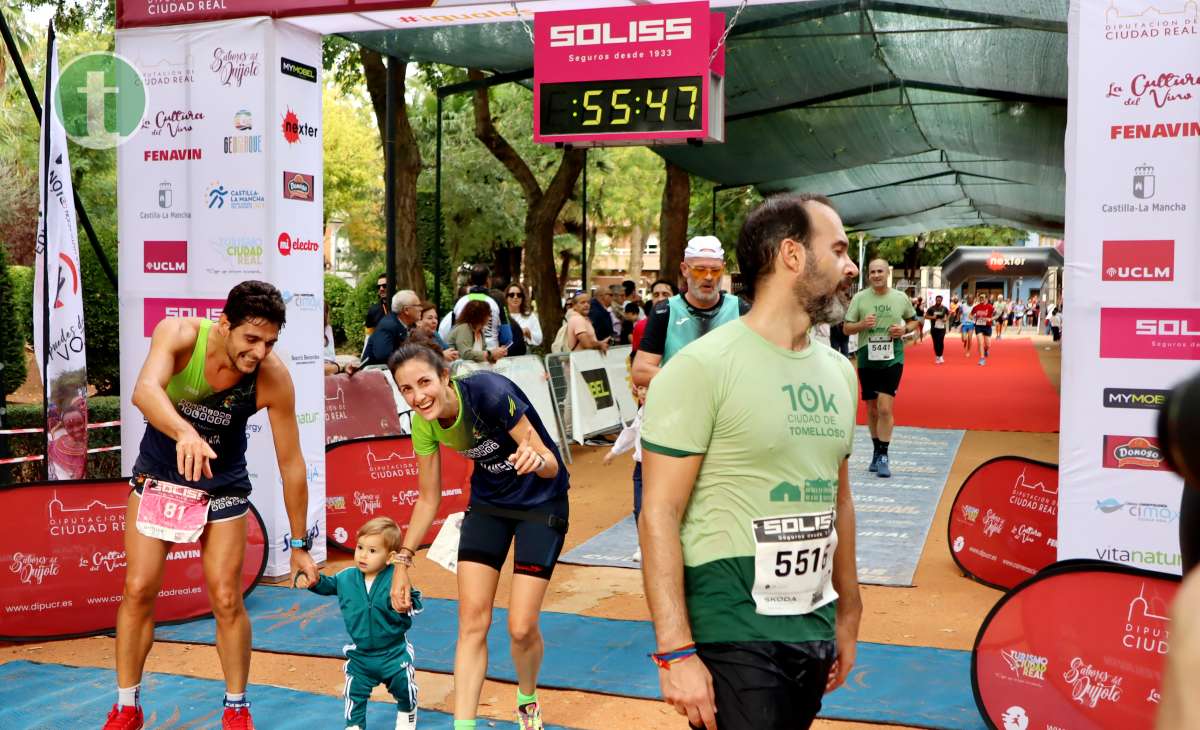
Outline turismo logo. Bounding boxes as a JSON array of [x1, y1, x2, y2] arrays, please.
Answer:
[[1102, 240, 1173, 281], [283, 171, 314, 201], [141, 109, 204, 138], [281, 108, 318, 144], [224, 109, 262, 154], [1100, 307, 1200, 360], [1103, 387, 1169, 409], [1102, 2, 1197, 42], [1095, 498, 1179, 523], [1000, 649, 1048, 683], [1106, 71, 1199, 109], [281, 57, 317, 83], [143, 240, 187, 274], [276, 232, 320, 257], [206, 236, 263, 275], [143, 297, 223, 336], [207, 182, 264, 210], [549, 17, 692, 47], [1102, 435, 1167, 471], [210, 47, 260, 88]]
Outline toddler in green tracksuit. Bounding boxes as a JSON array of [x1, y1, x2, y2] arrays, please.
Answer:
[[309, 517, 423, 730]]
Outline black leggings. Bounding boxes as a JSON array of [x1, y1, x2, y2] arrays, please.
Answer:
[[931, 328, 946, 357]]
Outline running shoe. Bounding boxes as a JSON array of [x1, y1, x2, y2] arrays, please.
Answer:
[[868, 453, 879, 472], [876, 455, 891, 479], [102, 705, 143, 730], [978, 358, 986, 366], [222, 707, 255, 730], [517, 701, 545, 730]]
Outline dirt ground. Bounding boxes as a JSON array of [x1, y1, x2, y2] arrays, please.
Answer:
[[1, 334, 1063, 730]]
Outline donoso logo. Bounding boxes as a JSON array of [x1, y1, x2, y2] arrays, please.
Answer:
[[1102, 435, 1167, 471], [1100, 307, 1200, 360], [143, 240, 187, 274], [1101, 240, 1174, 281], [549, 18, 691, 47]]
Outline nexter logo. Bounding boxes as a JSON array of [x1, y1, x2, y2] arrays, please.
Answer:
[[549, 18, 691, 47]]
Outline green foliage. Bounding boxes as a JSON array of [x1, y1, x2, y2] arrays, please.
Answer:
[[1, 395, 121, 484], [869, 226, 1026, 267], [0, 244, 27, 397], [323, 274, 352, 346], [417, 191, 453, 312], [9, 264, 33, 348], [687, 179, 763, 270], [79, 234, 120, 394], [323, 83, 385, 277], [342, 266, 386, 356]]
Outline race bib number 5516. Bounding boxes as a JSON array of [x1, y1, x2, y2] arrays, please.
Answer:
[[751, 510, 839, 616]]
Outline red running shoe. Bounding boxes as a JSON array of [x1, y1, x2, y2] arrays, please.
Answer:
[[102, 704, 143, 730], [222, 706, 255, 730]]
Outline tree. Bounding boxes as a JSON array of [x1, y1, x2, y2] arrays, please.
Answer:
[[658, 160, 690, 288], [584, 147, 664, 285], [0, 242, 26, 397], [469, 68, 584, 340], [870, 226, 1026, 280], [322, 83, 385, 274]]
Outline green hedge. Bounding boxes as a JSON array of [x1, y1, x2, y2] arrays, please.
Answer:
[[1, 395, 121, 484], [9, 264, 33, 353], [1, 249, 27, 397], [324, 274, 352, 347], [341, 266, 385, 356]]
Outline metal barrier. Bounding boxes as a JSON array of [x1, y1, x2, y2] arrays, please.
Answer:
[[543, 352, 575, 456]]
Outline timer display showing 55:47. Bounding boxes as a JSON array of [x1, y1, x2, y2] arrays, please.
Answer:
[[539, 75, 704, 135]]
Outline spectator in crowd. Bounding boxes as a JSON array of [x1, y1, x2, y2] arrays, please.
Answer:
[[622, 302, 642, 349], [506, 282, 543, 348], [609, 284, 628, 344], [644, 279, 676, 316], [1049, 305, 1063, 343], [362, 290, 419, 367], [829, 321, 850, 357], [623, 279, 643, 312], [452, 265, 503, 348], [417, 301, 459, 360], [566, 292, 608, 353], [364, 273, 390, 331], [449, 300, 507, 364], [439, 285, 469, 341], [589, 286, 615, 345]]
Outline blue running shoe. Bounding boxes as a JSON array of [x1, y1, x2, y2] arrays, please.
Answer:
[[876, 455, 892, 478], [868, 453, 879, 472]]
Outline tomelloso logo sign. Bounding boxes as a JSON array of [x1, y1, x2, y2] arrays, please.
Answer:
[[276, 232, 320, 256], [143, 240, 187, 274], [283, 171, 314, 201], [281, 57, 317, 83], [548, 17, 692, 46], [281, 108, 318, 144], [1102, 435, 1167, 471], [1100, 307, 1200, 360], [1102, 240, 1174, 281], [1103, 387, 1169, 409], [143, 297, 223, 336]]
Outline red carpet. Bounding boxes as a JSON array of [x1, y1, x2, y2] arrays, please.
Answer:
[[854, 337, 1060, 433]]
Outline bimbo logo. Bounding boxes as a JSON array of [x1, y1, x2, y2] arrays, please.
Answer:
[[143, 297, 223, 336], [276, 232, 320, 256], [549, 17, 692, 47], [143, 240, 187, 274], [1100, 307, 1200, 360], [1102, 240, 1173, 281]]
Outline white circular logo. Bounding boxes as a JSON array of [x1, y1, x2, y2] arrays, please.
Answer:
[[953, 536, 965, 553], [1002, 705, 1029, 730], [333, 527, 348, 543]]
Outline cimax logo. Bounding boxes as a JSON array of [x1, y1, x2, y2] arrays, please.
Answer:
[[549, 17, 691, 47], [1102, 240, 1174, 281]]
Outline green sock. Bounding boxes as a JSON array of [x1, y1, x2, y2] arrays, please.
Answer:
[[517, 689, 538, 707], [453, 721, 477, 730]]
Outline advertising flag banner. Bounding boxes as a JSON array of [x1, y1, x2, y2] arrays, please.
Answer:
[[34, 25, 89, 481]]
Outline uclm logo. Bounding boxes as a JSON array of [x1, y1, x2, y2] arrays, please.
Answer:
[[143, 240, 187, 274], [1100, 307, 1200, 360], [548, 17, 691, 46], [1102, 240, 1174, 281], [143, 297, 223, 336]]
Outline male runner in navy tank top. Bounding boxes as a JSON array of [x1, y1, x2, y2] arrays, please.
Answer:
[[104, 281, 319, 730]]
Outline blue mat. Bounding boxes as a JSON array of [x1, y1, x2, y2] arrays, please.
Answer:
[[561, 426, 965, 587], [0, 660, 573, 729], [157, 587, 984, 729]]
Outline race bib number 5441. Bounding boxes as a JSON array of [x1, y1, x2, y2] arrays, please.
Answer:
[[751, 510, 839, 616]]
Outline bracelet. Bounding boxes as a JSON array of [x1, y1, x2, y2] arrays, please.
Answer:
[[390, 554, 413, 568], [650, 643, 697, 670], [398, 547, 416, 558]]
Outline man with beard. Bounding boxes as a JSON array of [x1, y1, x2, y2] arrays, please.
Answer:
[[639, 194, 862, 730], [104, 281, 319, 730], [842, 259, 918, 479], [631, 236, 748, 388]]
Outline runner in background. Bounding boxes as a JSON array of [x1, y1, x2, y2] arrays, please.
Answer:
[[960, 296, 975, 357], [993, 296, 1007, 340], [971, 293, 996, 366], [912, 297, 925, 345], [924, 295, 949, 364], [1013, 299, 1026, 335], [107, 281, 319, 730], [843, 259, 919, 479]]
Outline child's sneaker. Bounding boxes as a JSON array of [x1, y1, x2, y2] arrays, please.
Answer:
[[102, 705, 143, 730], [517, 701, 544, 730]]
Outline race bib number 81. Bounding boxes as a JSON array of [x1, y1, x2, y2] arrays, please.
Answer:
[[751, 510, 839, 616], [136, 480, 210, 543]]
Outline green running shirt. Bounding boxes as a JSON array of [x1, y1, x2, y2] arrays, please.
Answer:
[[845, 287, 916, 369]]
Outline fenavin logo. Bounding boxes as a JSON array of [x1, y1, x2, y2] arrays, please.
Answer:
[[549, 17, 692, 46], [1103, 388, 1169, 409]]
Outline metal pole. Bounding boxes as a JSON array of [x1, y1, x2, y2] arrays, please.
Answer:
[[711, 186, 717, 235], [857, 233, 866, 288], [384, 56, 398, 301], [434, 94, 444, 306], [581, 149, 588, 292], [0, 10, 117, 294], [39, 23, 54, 480]]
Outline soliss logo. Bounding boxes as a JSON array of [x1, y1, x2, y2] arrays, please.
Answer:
[[549, 18, 691, 47], [1135, 319, 1200, 335]]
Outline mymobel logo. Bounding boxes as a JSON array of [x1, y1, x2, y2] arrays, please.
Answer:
[[55, 52, 147, 149], [281, 57, 317, 83], [548, 17, 692, 46], [1103, 387, 1169, 409], [1102, 240, 1173, 281]]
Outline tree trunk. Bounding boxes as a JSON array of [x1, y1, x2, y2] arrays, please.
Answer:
[[659, 161, 690, 288], [628, 222, 646, 285], [558, 250, 574, 293], [361, 51, 425, 297]]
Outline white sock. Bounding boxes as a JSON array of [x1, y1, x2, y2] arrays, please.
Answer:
[[396, 708, 417, 730], [224, 692, 247, 708], [117, 685, 140, 708]]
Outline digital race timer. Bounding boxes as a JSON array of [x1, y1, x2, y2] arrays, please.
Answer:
[[539, 76, 704, 135]]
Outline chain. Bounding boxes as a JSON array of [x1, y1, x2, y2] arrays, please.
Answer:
[[510, 1, 535, 46], [710, 0, 750, 66]]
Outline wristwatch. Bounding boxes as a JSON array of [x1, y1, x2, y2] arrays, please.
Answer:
[[289, 535, 313, 551]]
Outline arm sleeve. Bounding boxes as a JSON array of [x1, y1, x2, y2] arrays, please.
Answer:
[[449, 326, 488, 362], [526, 315, 543, 346], [640, 353, 715, 456], [844, 295, 861, 324], [411, 413, 440, 456], [638, 304, 670, 355], [308, 573, 338, 596]]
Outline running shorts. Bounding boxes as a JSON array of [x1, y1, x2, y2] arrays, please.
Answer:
[[458, 495, 569, 578], [688, 640, 837, 730], [858, 363, 903, 400], [130, 474, 251, 523], [961, 322, 974, 332], [975, 324, 993, 337]]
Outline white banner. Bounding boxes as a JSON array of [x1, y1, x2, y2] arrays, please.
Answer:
[[1059, 0, 1197, 575], [116, 19, 326, 575], [493, 355, 562, 438], [568, 347, 635, 442], [34, 26, 89, 481]]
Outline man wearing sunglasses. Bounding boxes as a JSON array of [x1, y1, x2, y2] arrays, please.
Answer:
[[632, 236, 748, 388], [364, 275, 390, 332]]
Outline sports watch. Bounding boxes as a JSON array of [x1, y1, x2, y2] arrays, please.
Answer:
[[289, 535, 313, 551]]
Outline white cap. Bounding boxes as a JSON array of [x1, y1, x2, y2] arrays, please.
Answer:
[[683, 235, 725, 260]]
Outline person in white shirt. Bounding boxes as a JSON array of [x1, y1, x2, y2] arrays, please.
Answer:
[[505, 282, 542, 347], [960, 298, 975, 356]]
